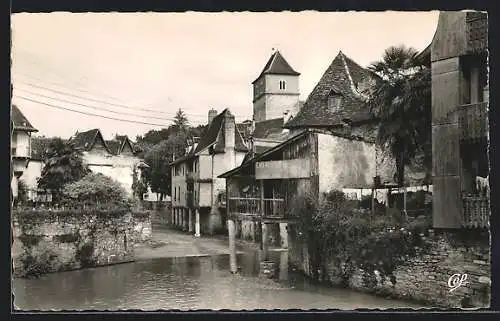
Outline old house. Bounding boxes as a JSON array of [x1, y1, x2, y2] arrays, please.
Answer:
[[11, 104, 38, 201], [67, 129, 141, 196], [169, 109, 248, 236], [219, 50, 433, 261], [429, 11, 489, 228]]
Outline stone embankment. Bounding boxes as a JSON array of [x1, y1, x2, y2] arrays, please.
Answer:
[[12, 209, 152, 278]]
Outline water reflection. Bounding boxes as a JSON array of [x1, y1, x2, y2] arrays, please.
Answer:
[[13, 250, 424, 311]]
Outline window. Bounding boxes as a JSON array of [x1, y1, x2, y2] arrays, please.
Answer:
[[279, 80, 286, 90], [328, 95, 343, 111], [174, 186, 177, 201]]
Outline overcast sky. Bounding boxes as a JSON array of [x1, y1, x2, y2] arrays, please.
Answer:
[[11, 11, 439, 140]]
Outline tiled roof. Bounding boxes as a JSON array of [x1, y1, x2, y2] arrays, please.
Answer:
[[12, 105, 37, 132], [105, 140, 122, 155], [68, 129, 137, 156], [194, 109, 248, 154], [252, 118, 285, 140], [252, 51, 300, 84], [285, 51, 381, 129]]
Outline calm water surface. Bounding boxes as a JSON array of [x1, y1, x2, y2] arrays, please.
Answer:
[[13, 250, 424, 310]]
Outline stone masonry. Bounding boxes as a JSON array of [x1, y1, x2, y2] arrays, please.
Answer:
[[12, 210, 152, 278]]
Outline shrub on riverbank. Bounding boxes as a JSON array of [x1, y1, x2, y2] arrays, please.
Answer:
[[291, 190, 432, 287]]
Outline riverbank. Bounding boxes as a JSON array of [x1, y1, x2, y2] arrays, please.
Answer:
[[134, 227, 283, 261]]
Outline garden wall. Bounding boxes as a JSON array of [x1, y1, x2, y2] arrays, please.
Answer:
[[12, 209, 152, 278], [289, 228, 490, 308]]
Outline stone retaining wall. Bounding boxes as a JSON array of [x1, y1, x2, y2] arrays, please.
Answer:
[[289, 228, 490, 308], [12, 209, 152, 278]]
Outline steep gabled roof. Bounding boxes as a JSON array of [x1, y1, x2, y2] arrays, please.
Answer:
[[194, 109, 248, 154], [285, 51, 381, 129], [12, 105, 38, 132], [170, 109, 249, 166], [252, 51, 300, 84], [68, 129, 114, 154]]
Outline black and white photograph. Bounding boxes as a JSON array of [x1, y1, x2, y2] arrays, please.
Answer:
[[10, 10, 491, 311]]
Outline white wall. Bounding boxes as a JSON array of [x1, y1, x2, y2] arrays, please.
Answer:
[[317, 133, 376, 193], [24, 160, 43, 191], [12, 131, 31, 158], [83, 151, 139, 197]]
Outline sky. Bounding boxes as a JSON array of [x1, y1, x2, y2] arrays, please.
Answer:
[[11, 11, 439, 141]]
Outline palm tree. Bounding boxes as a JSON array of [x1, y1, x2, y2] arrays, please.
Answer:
[[368, 45, 432, 215]]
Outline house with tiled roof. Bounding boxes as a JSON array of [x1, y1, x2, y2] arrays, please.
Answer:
[[168, 109, 249, 236], [66, 129, 142, 196], [11, 104, 38, 201]]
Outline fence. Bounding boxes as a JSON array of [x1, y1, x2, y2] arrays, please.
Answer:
[[227, 197, 286, 218], [462, 196, 490, 228]]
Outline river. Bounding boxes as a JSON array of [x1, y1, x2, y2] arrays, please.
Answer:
[[13, 250, 425, 310]]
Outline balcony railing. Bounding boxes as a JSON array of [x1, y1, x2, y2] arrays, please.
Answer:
[[458, 102, 488, 140], [227, 197, 285, 218], [462, 196, 490, 228]]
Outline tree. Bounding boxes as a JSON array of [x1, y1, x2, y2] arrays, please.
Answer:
[[62, 172, 128, 208], [37, 138, 90, 203], [142, 131, 189, 200], [173, 108, 189, 132], [368, 45, 432, 213], [132, 166, 148, 201]]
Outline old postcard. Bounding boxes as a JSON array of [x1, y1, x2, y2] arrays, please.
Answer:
[[11, 10, 491, 311]]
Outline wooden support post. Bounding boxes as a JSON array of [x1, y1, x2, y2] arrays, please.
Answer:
[[228, 218, 237, 274], [262, 222, 269, 261], [195, 208, 201, 237], [188, 208, 193, 233]]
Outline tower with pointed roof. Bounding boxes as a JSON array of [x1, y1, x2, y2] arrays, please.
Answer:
[[252, 50, 301, 123]]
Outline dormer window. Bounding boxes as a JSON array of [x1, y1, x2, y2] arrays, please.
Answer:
[[279, 80, 286, 90], [328, 90, 343, 111]]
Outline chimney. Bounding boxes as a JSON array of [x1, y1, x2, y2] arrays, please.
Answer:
[[224, 110, 235, 151], [208, 109, 218, 125]]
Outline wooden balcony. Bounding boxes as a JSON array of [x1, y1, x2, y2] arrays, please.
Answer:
[[227, 197, 286, 219], [462, 196, 490, 228], [458, 102, 488, 141]]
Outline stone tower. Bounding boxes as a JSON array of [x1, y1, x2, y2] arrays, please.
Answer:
[[252, 50, 301, 122]]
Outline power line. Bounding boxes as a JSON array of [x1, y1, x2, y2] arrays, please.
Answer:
[[14, 95, 179, 127], [14, 53, 129, 103], [16, 88, 179, 122], [15, 81, 183, 115], [14, 71, 130, 104], [14, 80, 252, 119]]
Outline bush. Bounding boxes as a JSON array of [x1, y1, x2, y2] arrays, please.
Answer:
[[62, 173, 129, 209], [292, 189, 432, 285]]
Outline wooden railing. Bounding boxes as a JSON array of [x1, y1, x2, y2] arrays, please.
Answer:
[[458, 102, 488, 140], [227, 197, 286, 218], [462, 196, 490, 228]]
